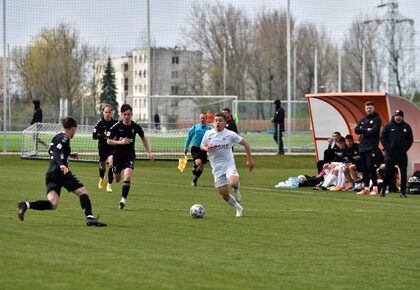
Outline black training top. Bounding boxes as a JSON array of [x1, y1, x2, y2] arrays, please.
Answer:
[[93, 117, 118, 148], [380, 119, 413, 161], [108, 120, 145, 159], [355, 112, 381, 153], [48, 133, 71, 170]]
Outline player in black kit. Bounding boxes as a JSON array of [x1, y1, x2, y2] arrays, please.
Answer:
[[107, 104, 154, 209], [17, 117, 106, 226], [93, 104, 117, 192]]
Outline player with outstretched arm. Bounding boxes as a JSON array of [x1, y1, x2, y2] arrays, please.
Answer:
[[107, 104, 154, 210], [17, 117, 106, 227], [200, 112, 254, 217]]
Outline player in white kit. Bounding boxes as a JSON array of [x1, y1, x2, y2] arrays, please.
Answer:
[[200, 112, 254, 217]]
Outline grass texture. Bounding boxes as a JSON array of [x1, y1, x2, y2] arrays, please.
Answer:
[[1, 155, 419, 290]]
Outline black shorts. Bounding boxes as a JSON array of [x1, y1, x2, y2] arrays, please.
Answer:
[[112, 156, 135, 174], [99, 145, 114, 162], [45, 169, 83, 196], [191, 146, 207, 164]]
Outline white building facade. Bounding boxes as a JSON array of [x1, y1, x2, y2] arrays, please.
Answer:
[[95, 47, 202, 122]]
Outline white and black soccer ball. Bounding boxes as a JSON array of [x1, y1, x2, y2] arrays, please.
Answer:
[[190, 204, 205, 219]]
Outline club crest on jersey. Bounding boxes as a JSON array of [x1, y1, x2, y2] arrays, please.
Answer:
[[369, 120, 373, 124]]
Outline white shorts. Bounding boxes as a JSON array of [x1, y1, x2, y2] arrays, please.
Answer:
[[213, 165, 239, 188]]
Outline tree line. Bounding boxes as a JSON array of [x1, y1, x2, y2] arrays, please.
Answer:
[[7, 2, 417, 122]]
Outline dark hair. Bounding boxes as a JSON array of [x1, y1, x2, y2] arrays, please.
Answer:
[[333, 132, 341, 136], [32, 100, 41, 109], [222, 107, 231, 114], [120, 104, 132, 113], [61, 117, 77, 129], [365, 101, 374, 107], [214, 111, 227, 121], [345, 134, 354, 140], [338, 136, 346, 143]]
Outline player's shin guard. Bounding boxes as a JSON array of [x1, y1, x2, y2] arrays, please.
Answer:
[[195, 170, 203, 179], [79, 194, 93, 217], [29, 200, 53, 210], [122, 181, 131, 199], [99, 168, 106, 179], [108, 168, 114, 184]]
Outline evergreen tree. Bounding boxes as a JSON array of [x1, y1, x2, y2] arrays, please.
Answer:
[[99, 57, 118, 118]]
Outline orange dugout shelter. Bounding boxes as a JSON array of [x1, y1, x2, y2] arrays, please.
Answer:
[[305, 92, 420, 176]]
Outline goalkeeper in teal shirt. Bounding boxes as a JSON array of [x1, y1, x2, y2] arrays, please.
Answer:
[[184, 113, 212, 186]]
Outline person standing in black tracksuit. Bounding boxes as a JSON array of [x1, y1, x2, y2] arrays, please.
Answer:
[[355, 101, 381, 195], [380, 109, 413, 198], [271, 99, 285, 154], [30, 99, 48, 151]]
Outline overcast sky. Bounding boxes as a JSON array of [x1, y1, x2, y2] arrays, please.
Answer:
[[2, 0, 419, 59]]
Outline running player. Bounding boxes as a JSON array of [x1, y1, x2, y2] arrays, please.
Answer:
[[17, 117, 106, 226], [184, 113, 212, 186], [93, 104, 118, 192], [107, 104, 154, 210], [200, 112, 254, 217]]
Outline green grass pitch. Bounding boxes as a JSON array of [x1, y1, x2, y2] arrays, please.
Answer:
[[1, 155, 420, 290]]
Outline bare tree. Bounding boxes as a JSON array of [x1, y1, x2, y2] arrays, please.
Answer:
[[294, 23, 336, 95], [342, 18, 380, 92], [188, 1, 252, 97]]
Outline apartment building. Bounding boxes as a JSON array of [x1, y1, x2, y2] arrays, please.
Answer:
[[95, 47, 202, 122]]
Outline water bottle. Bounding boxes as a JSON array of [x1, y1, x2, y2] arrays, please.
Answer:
[[288, 177, 299, 188]]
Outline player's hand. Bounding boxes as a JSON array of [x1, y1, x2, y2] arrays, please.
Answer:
[[207, 143, 214, 152], [148, 153, 154, 161], [247, 159, 254, 172], [70, 152, 79, 159], [60, 165, 69, 175], [120, 137, 129, 145], [184, 149, 188, 155]]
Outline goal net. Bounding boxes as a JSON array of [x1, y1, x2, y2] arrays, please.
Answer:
[[21, 123, 198, 161], [149, 95, 237, 130]]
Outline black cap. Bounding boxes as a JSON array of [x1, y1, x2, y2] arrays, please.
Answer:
[[394, 109, 404, 117], [274, 99, 281, 105]]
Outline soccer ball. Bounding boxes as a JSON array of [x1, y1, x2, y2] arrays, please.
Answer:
[[190, 204, 205, 219]]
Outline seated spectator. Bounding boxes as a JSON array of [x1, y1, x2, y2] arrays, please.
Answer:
[[343, 134, 360, 190], [319, 136, 348, 190], [316, 132, 342, 173]]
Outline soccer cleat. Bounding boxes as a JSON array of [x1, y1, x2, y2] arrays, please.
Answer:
[[236, 205, 244, 217], [106, 183, 112, 192], [119, 201, 125, 210], [191, 179, 197, 187], [357, 189, 370, 195], [86, 218, 107, 227], [380, 191, 386, 197], [234, 190, 242, 203], [98, 178, 105, 189], [400, 193, 408, 198], [330, 186, 343, 192], [17, 202, 27, 221], [369, 188, 379, 196]]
